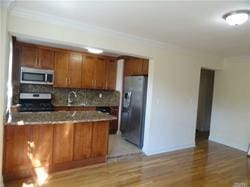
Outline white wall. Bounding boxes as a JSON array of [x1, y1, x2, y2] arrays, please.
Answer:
[[0, 2, 10, 186], [115, 59, 124, 134], [7, 9, 223, 156], [210, 57, 250, 152]]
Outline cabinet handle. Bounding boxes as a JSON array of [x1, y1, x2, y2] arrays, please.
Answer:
[[66, 78, 68, 85]]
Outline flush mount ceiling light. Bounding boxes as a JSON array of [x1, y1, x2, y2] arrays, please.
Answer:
[[223, 10, 249, 26], [86, 47, 103, 54]]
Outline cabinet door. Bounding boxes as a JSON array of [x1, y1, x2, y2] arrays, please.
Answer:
[[95, 57, 107, 89], [31, 125, 53, 168], [106, 59, 117, 90], [141, 59, 149, 75], [20, 46, 38, 68], [53, 124, 74, 164], [82, 55, 96, 89], [68, 52, 82, 88], [38, 48, 54, 69], [54, 51, 69, 88], [74, 123, 92, 160], [124, 58, 141, 76], [91, 122, 109, 157], [4, 126, 32, 178]]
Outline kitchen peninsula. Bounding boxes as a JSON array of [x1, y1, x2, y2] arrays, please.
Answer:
[[3, 111, 116, 181]]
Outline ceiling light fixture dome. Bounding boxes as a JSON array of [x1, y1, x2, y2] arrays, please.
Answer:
[[223, 10, 249, 26], [86, 47, 103, 54]]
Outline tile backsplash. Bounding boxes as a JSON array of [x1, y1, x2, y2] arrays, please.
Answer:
[[13, 84, 120, 107]]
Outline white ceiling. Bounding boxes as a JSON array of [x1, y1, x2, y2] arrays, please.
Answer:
[[10, 1, 250, 57]]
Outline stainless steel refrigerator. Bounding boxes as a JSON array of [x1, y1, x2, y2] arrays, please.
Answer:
[[122, 76, 148, 148]]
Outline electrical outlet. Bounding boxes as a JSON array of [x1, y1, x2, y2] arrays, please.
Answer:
[[99, 93, 103, 98]]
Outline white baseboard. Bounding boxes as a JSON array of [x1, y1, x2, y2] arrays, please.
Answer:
[[143, 142, 195, 156], [209, 135, 248, 153]]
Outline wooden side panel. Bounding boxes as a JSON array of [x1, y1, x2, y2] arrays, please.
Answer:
[[95, 57, 107, 89], [82, 55, 96, 89], [110, 107, 119, 134], [106, 59, 117, 90], [20, 46, 38, 68], [54, 51, 69, 88], [4, 126, 32, 177], [91, 122, 109, 157], [53, 124, 74, 164], [31, 125, 53, 168], [74, 123, 93, 160], [38, 48, 54, 69], [68, 52, 82, 88]]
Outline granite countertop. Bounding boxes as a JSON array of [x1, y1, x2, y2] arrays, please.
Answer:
[[6, 111, 117, 125]]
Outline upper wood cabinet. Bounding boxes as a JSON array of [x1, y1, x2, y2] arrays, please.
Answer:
[[16, 42, 117, 90], [124, 57, 149, 76], [82, 55, 96, 89], [68, 52, 82, 88], [38, 48, 55, 69], [54, 51, 82, 88], [20, 45, 54, 69], [82, 55, 117, 90], [54, 51, 69, 88], [106, 59, 117, 90], [95, 57, 107, 90]]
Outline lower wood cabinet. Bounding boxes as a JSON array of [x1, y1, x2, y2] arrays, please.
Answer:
[[74, 123, 92, 160], [3, 121, 109, 182], [92, 122, 109, 157], [53, 124, 74, 165]]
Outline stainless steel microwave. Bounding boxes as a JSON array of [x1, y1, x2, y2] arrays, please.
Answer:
[[20, 67, 54, 85]]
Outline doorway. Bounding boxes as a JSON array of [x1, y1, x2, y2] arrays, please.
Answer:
[[196, 68, 215, 143]]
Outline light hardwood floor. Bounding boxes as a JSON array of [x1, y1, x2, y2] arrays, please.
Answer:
[[6, 140, 250, 187]]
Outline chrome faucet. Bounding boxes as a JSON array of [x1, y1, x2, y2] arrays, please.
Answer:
[[68, 91, 77, 105]]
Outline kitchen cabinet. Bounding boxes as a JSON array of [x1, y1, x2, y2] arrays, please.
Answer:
[[4, 126, 32, 180], [15, 42, 117, 90], [3, 125, 53, 181], [141, 59, 149, 75], [4, 121, 110, 181], [74, 123, 92, 160], [20, 45, 54, 69], [53, 124, 74, 164], [54, 51, 69, 88], [95, 57, 107, 89], [20, 45, 38, 68], [82, 55, 96, 89], [106, 59, 117, 90], [68, 52, 82, 88], [30, 125, 53, 168], [54, 51, 82, 88], [92, 122, 109, 157], [124, 57, 149, 76], [38, 48, 55, 69]]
